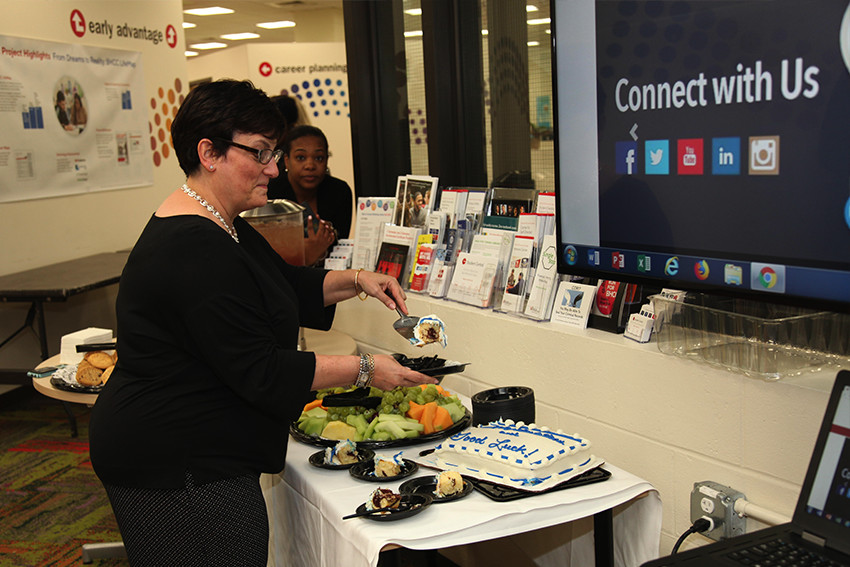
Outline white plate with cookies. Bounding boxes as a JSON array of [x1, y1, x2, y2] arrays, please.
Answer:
[[49, 350, 116, 393]]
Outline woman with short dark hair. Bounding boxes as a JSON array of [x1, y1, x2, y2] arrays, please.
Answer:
[[89, 79, 434, 566]]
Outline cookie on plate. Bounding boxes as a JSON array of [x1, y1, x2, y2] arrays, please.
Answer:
[[76, 364, 103, 386], [84, 351, 115, 370]]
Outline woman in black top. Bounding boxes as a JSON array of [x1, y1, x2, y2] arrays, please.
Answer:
[[267, 125, 353, 265], [89, 80, 434, 567]]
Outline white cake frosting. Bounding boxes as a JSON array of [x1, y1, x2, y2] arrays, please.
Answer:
[[432, 419, 602, 489], [409, 315, 447, 348]]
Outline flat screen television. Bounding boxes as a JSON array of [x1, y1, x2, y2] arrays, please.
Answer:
[[551, 0, 850, 311]]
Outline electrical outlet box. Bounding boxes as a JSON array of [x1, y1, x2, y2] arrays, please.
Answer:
[[690, 481, 746, 541]]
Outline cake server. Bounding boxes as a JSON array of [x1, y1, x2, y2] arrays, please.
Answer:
[[392, 307, 419, 340]]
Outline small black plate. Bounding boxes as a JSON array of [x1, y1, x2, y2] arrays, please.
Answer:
[[308, 447, 375, 470], [418, 363, 470, 378], [466, 467, 611, 502], [349, 458, 419, 482], [399, 475, 473, 503], [354, 493, 432, 521], [50, 367, 103, 394]]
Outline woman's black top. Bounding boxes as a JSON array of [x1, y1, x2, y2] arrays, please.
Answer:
[[266, 173, 353, 240], [89, 214, 333, 489]]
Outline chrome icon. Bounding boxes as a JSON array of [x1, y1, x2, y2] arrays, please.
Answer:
[[694, 260, 710, 280], [750, 263, 785, 293], [565, 245, 578, 266], [758, 266, 777, 288]]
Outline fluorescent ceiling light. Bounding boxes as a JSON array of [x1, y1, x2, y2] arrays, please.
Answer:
[[189, 42, 228, 50], [183, 7, 234, 16], [220, 32, 260, 40], [257, 20, 296, 29], [182, 22, 197, 29], [526, 5, 539, 12], [527, 41, 540, 46], [481, 29, 488, 35], [185, 50, 199, 57], [527, 17, 551, 25], [404, 30, 423, 38], [404, 8, 422, 16]]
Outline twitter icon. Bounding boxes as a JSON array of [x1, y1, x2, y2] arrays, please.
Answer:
[[645, 140, 669, 175]]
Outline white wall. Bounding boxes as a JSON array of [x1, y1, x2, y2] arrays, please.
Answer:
[[0, 0, 187, 369], [331, 294, 837, 557]]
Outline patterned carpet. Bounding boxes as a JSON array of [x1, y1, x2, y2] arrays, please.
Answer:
[[0, 388, 127, 566]]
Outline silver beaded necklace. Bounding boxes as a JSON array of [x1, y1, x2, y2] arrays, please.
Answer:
[[181, 183, 239, 243]]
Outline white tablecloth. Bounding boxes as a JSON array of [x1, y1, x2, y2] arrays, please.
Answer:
[[263, 436, 661, 567]]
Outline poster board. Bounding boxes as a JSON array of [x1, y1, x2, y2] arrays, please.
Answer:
[[0, 34, 151, 203]]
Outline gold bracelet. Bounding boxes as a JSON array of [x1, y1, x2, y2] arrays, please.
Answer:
[[353, 268, 368, 301]]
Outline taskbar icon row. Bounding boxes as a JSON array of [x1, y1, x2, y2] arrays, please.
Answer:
[[562, 245, 785, 293]]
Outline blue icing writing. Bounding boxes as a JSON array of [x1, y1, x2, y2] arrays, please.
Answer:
[[450, 431, 487, 444], [489, 438, 530, 458]]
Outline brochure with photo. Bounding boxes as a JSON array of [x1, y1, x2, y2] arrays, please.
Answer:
[[351, 197, 397, 271], [551, 281, 597, 329]]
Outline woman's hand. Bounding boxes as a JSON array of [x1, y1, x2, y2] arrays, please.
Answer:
[[370, 354, 438, 390], [355, 270, 409, 312], [303, 216, 336, 266]]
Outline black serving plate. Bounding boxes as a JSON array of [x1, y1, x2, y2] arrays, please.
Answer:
[[289, 408, 471, 449], [49, 366, 103, 394], [419, 363, 470, 379], [391, 353, 470, 381], [349, 458, 419, 482], [353, 493, 432, 521], [466, 467, 611, 502], [308, 447, 375, 470], [399, 475, 473, 503]]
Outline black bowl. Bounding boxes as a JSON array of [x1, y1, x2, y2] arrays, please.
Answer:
[[471, 386, 535, 426]]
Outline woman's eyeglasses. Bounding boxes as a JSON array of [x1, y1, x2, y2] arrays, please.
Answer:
[[216, 138, 283, 165]]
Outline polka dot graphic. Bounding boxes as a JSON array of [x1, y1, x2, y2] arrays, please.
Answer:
[[149, 77, 185, 167], [288, 77, 349, 119]]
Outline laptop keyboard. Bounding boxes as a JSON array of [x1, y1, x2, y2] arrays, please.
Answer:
[[724, 537, 847, 567]]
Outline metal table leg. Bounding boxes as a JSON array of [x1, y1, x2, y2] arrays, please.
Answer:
[[61, 401, 79, 438], [594, 508, 614, 567]]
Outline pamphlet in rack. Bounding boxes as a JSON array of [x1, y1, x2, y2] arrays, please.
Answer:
[[500, 234, 535, 313], [375, 224, 422, 288], [438, 188, 469, 227], [427, 246, 453, 298], [426, 211, 447, 245], [351, 196, 396, 271], [446, 251, 500, 308], [589, 280, 642, 333], [408, 233, 437, 292], [524, 234, 560, 321]]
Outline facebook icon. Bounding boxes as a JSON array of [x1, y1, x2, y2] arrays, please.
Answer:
[[616, 141, 638, 175]]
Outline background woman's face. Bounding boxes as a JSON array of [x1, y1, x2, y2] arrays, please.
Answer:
[[283, 135, 328, 192]]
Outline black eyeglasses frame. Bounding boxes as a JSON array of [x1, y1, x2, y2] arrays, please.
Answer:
[[215, 138, 282, 165]]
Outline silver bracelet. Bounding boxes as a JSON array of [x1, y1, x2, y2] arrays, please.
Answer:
[[355, 353, 374, 388]]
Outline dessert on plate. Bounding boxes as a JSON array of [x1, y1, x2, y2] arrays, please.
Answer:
[[324, 439, 360, 465], [434, 470, 463, 497], [373, 451, 404, 477], [365, 488, 402, 511]]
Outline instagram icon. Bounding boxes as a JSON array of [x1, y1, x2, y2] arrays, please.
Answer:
[[749, 136, 779, 175]]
